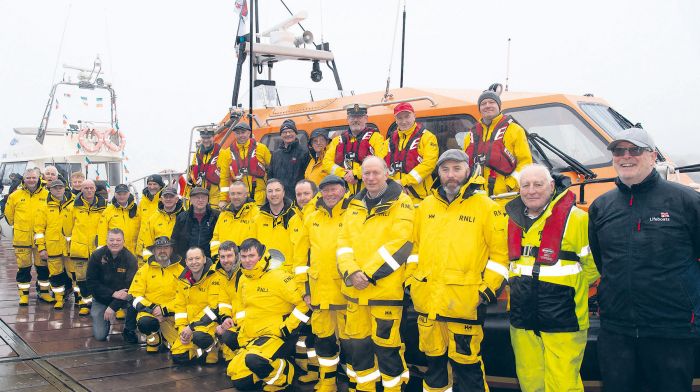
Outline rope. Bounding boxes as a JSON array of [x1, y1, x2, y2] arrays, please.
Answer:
[[51, 4, 72, 84]]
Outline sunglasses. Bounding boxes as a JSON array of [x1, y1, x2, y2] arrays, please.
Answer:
[[611, 146, 652, 157]]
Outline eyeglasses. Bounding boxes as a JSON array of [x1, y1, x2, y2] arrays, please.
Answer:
[[611, 146, 652, 157]]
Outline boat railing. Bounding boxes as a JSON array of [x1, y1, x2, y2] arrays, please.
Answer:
[[262, 95, 438, 125]]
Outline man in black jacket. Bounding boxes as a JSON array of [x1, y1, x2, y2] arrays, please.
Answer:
[[86, 228, 138, 342], [171, 187, 219, 260], [268, 119, 310, 201], [588, 127, 700, 392]]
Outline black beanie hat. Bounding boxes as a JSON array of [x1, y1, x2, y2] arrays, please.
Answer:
[[280, 119, 298, 134], [147, 174, 165, 188]]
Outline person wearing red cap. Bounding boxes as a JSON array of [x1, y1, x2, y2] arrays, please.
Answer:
[[463, 91, 532, 201], [385, 102, 439, 204], [323, 104, 387, 195]]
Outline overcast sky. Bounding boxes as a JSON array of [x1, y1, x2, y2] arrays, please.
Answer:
[[1, 0, 699, 181]]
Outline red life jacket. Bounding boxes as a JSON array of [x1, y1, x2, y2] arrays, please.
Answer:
[[334, 128, 376, 169], [191, 143, 221, 185], [230, 139, 266, 179], [508, 191, 577, 265], [385, 123, 424, 174], [465, 115, 517, 176]]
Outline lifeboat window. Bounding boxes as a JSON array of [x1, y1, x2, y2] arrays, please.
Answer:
[[395, 115, 476, 153], [53, 163, 82, 182], [1, 162, 28, 186], [505, 104, 610, 168], [579, 103, 635, 139], [261, 131, 309, 151]]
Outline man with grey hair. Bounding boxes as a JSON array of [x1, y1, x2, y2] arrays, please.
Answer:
[[589, 128, 700, 391], [5, 168, 50, 305], [408, 149, 508, 391], [337, 155, 415, 391], [505, 163, 598, 392], [42, 166, 59, 184]]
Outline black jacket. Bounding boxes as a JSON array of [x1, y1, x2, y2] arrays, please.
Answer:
[[86, 246, 138, 310], [171, 205, 219, 260], [268, 140, 310, 201], [589, 170, 700, 338]]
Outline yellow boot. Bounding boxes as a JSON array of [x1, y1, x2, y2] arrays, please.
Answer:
[[145, 333, 161, 353], [53, 291, 65, 310], [115, 308, 125, 320], [38, 281, 55, 303], [78, 296, 91, 316], [17, 286, 29, 306], [205, 347, 219, 365]]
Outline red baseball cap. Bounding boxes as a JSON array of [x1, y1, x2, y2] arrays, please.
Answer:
[[393, 102, 415, 115]]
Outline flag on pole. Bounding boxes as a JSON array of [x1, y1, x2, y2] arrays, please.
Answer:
[[96, 97, 104, 108], [62, 114, 68, 125], [80, 96, 88, 106], [63, 92, 71, 98], [234, 0, 248, 40]]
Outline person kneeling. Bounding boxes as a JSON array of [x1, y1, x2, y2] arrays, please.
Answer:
[[226, 238, 311, 391], [128, 236, 184, 353], [85, 228, 138, 343], [171, 247, 221, 365]]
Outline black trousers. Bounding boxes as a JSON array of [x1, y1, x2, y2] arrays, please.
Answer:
[[598, 328, 696, 392]]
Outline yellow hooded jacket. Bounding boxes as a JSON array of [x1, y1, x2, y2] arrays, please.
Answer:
[[138, 199, 184, 258], [210, 200, 259, 257], [34, 192, 74, 257], [98, 195, 141, 254], [294, 195, 350, 309], [129, 256, 185, 316], [65, 195, 108, 259], [462, 113, 532, 196], [136, 188, 161, 257], [337, 180, 415, 304], [173, 259, 220, 330], [253, 198, 299, 271], [408, 178, 509, 323], [236, 250, 311, 344], [386, 124, 439, 204], [5, 184, 49, 247], [217, 139, 271, 206]]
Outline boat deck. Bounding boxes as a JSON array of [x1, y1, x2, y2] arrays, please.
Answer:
[[0, 237, 256, 392]]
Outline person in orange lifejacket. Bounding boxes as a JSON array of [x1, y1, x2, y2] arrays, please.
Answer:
[[385, 102, 439, 205], [218, 122, 271, 206], [463, 91, 532, 200], [322, 103, 387, 195], [188, 128, 222, 209]]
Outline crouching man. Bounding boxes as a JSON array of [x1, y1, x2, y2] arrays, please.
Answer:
[[171, 247, 221, 364], [226, 238, 311, 391], [85, 228, 138, 343], [128, 236, 184, 353]]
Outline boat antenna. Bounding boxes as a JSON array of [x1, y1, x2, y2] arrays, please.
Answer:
[[249, 0, 255, 128], [399, 1, 406, 88], [505, 37, 511, 92], [383, 0, 403, 102], [279, 0, 317, 46], [51, 4, 71, 84]]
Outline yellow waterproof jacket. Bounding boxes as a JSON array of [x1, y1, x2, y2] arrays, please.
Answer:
[[173, 260, 220, 329], [218, 139, 271, 205], [34, 192, 74, 257], [210, 200, 258, 257], [188, 144, 222, 208], [337, 180, 415, 304], [5, 184, 49, 247], [129, 256, 185, 316], [409, 178, 509, 323], [505, 190, 600, 331], [294, 196, 350, 309], [304, 151, 328, 185], [136, 189, 161, 258], [138, 199, 184, 258], [211, 263, 244, 322], [253, 198, 299, 271], [98, 195, 141, 254], [322, 130, 387, 194], [65, 195, 108, 259], [387, 124, 439, 204], [462, 113, 532, 196], [236, 252, 311, 344]]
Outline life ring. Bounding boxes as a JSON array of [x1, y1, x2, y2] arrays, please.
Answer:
[[78, 128, 104, 153], [103, 128, 126, 152]]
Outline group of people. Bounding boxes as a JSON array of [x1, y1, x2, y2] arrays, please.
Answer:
[[4, 91, 699, 392]]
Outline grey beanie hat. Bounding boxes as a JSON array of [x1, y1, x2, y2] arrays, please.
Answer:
[[477, 91, 501, 109]]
